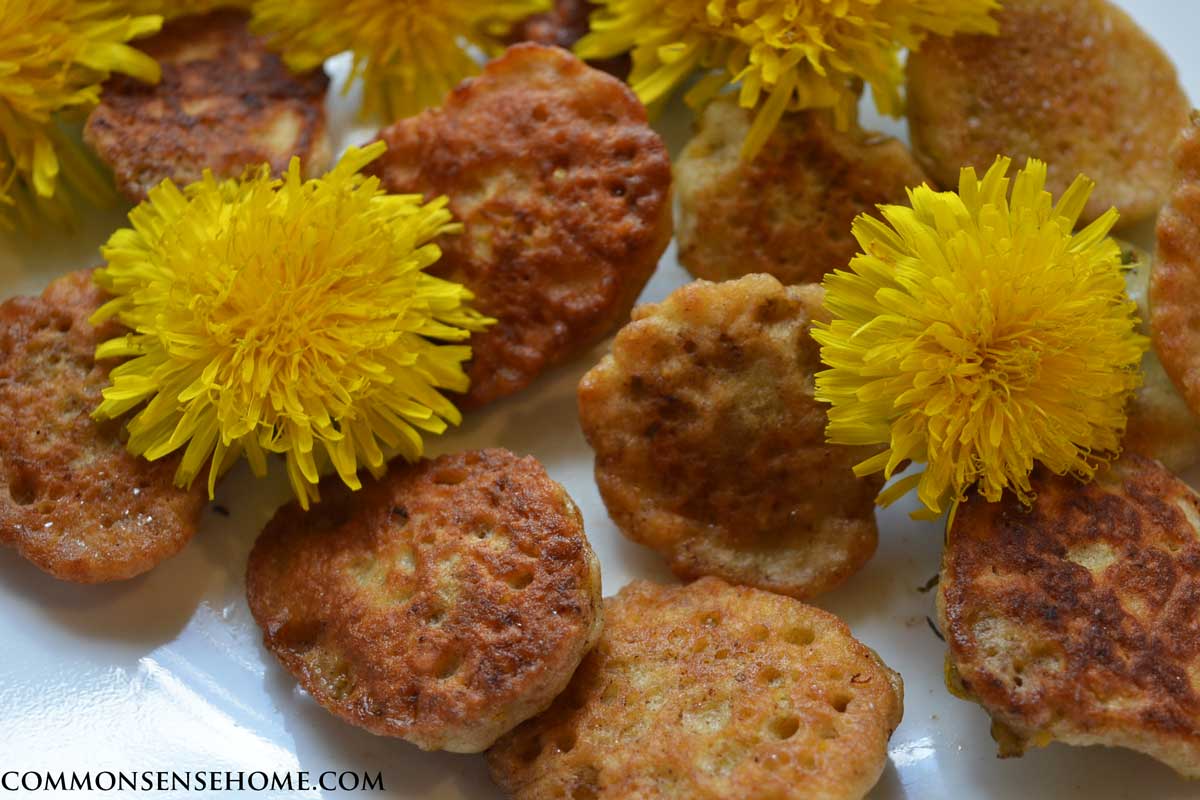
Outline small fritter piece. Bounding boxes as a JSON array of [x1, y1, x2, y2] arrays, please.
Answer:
[[578, 275, 883, 599], [906, 0, 1190, 228], [84, 10, 331, 202], [368, 44, 673, 408], [246, 449, 603, 753], [1122, 243, 1200, 472], [0, 271, 205, 583], [1152, 114, 1200, 425], [941, 455, 1200, 776], [489, 577, 904, 800], [506, 0, 630, 78], [676, 97, 928, 286]]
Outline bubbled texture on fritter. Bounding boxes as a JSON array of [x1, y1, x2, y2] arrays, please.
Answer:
[[489, 577, 904, 800], [0, 270, 205, 583], [246, 449, 603, 753]]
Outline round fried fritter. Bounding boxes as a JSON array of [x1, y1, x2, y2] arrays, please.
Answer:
[[246, 449, 603, 753], [506, 0, 630, 78], [578, 275, 883, 599], [84, 9, 331, 202], [906, 0, 1190, 228], [1151, 113, 1200, 425], [676, 97, 927, 286], [0, 270, 205, 583], [1122, 243, 1200, 473], [941, 455, 1200, 776], [489, 577, 904, 800], [367, 43, 673, 409]]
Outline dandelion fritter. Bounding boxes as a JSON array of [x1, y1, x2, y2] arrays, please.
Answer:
[[246, 449, 603, 753], [489, 578, 904, 800], [0, 271, 205, 583], [1121, 244, 1200, 473], [368, 44, 673, 408], [941, 455, 1200, 777], [578, 275, 882, 599], [1152, 114, 1200, 425], [675, 97, 928, 286], [85, 9, 331, 202], [907, 0, 1190, 228]]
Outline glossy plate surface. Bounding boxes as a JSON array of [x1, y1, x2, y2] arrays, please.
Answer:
[[0, 3, 1197, 797]]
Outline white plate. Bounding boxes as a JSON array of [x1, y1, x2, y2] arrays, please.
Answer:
[[1, 3, 1198, 798]]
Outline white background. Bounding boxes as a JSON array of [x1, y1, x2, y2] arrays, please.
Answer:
[[1, 2, 1197, 798]]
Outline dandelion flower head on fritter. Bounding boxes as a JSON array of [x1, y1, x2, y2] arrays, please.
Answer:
[[813, 156, 1147, 519], [91, 143, 493, 509]]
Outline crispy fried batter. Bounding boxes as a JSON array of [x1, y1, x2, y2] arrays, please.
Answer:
[[676, 98, 927, 286], [1151, 113, 1200, 431], [506, 0, 630, 78], [941, 455, 1200, 776], [578, 275, 882, 599], [367, 44, 673, 409], [84, 10, 331, 201], [0, 270, 205, 583], [906, 0, 1190, 228], [489, 577, 904, 800], [1122, 243, 1200, 472], [246, 449, 603, 753]]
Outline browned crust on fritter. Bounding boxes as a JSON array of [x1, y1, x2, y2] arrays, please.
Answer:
[[506, 0, 630, 78], [0, 270, 205, 583], [941, 455, 1200, 776], [367, 44, 673, 409], [578, 275, 882, 599], [676, 98, 927, 286], [246, 449, 603, 753], [906, 0, 1190, 228], [84, 10, 331, 201], [489, 577, 904, 800], [1151, 113, 1200, 421]]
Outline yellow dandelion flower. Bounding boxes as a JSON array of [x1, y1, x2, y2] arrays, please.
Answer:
[[812, 157, 1147, 519], [248, 0, 551, 122], [577, 0, 1000, 160], [117, 0, 251, 21], [0, 0, 162, 228], [91, 143, 493, 509]]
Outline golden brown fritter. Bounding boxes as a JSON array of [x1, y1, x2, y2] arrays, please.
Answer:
[[489, 577, 904, 800], [906, 0, 1190, 228], [246, 449, 603, 753], [84, 9, 331, 202], [1151, 113, 1200, 425], [506, 0, 630, 78], [1122, 243, 1200, 473], [368, 44, 673, 409], [941, 455, 1200, 776], [676, 97, 928, 286], [578, 275, 882, 599], [0, 270, 205, 583]]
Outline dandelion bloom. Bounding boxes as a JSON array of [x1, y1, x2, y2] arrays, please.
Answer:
[[91, 143, 492, 508], [813, 157, 1147, 518]]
